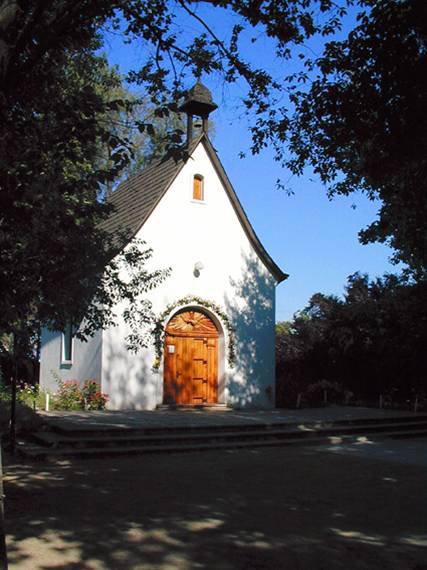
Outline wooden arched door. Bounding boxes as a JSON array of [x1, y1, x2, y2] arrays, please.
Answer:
[[164, 309, 219, 405]]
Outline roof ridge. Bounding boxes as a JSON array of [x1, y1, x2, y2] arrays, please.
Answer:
[[101, 132, 287, 283], [107, 133, 205, 202]]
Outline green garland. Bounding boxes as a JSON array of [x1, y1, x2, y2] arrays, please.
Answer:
[[152, 296, 236, 368]]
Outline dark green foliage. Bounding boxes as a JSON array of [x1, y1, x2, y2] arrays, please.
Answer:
[[287, 0, 427, 277], [0, 1, 344, 350], [1, 0, 426, 361], [0, 8, 169, 354], [0, 37, 133, 341], [276, 273, 427, 407]]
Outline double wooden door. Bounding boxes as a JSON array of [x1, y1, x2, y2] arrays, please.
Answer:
[[164, 310, 218, 405]]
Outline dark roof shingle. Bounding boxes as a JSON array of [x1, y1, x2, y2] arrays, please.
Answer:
[[100, 152, 182, 238], [100, 134, 287, 282]]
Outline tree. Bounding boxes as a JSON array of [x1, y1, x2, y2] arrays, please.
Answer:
[[103, 88, 187, 185], [0, 0, 347, 349], [286, 0, 427, 278], [0, 31, 171, 421], [1, 42, 129, 341], [276, 272, 427, 407], [2, 2, 426, 307]]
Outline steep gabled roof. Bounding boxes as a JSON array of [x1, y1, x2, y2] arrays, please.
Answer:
[[100, 150, 184, 239], [101, 134, 288, 283]]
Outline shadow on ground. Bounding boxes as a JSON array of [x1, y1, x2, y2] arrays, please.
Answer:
[[4, 440, 427, 569]]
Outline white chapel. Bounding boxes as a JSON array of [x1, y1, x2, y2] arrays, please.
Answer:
[[39, 82, 287, 410]]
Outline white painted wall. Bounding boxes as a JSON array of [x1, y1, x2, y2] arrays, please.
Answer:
[[102, 139, 277, 409], [39, 328, 102, 393], [39, 139, 278, 408]]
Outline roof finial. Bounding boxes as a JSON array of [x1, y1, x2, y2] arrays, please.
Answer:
[[179, 81, 217, 145]]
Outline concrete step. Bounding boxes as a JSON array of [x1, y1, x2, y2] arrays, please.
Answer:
[[31, 418, 427, 449], [17, 427, 427, 460], [156, 404, 230, 411], [17, 414, 427, 459], [46, 413, 427, 438]]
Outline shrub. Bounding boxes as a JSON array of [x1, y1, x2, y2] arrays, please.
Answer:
[[0, 381, 39, 408], [276, 373, 306, 408], [303, 380, 346, 407], [54, 380, 85, 411], [0, 384, 10, 404], [51, 379, 108, 411], [82, 380, 109, 411], [17, 382, 39, 408]]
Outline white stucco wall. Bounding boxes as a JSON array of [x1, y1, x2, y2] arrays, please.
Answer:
[[39, 328, 102, 393], [101, 140, 277, 410]]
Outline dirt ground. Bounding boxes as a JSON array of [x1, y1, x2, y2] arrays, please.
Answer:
[[3, 438, 427, 570]]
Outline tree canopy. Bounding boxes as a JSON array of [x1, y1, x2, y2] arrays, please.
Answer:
[[0, 28, 168, 353], [1, 0, 426, 355], [286, 0, 427, 277], [276, 272, 427, 407], [0, 0, 348, 346]]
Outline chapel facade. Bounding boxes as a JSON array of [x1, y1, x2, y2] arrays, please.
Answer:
[[39, 83, 287, 409]]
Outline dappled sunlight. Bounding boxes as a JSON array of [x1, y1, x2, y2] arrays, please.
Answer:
[[225, 252, 275, 408], [330, 528, 427, 550], [9, 530, 85, 569], [330, 527, 386, 546], [325, 435, 375, 445], [399, 535, 427, 547], [7, 509, 273, 569], [317, 437, 427, 467], [181, 518, 224, 532], [103, 336, 157, 410], [4, 439, 427, 569], [296, 424, 316, 432]]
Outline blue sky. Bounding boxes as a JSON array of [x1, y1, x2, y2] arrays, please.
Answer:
[[103, 5, 400, 321]]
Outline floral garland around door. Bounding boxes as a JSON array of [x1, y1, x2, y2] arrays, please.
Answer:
[[152, 296, 236, 369]]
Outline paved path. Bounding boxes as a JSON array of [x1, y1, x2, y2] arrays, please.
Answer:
[[4, 437, 427, 569], [39, 406, 425, 431]]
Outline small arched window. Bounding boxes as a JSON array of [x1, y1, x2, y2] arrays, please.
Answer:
[[193, 174, 204, 201]]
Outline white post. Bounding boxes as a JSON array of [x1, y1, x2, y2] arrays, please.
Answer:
[[414, 396, 419, 413], [323, 390, 328, 405], [45, 392, 50, 412], [379, 394, 383, 409], [296, 393, 302, 409]]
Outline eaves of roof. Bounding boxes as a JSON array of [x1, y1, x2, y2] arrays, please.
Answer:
[[200, 136, 288, 283]]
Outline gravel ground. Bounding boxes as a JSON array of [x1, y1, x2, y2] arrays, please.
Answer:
[[3, 437, 427, 570]]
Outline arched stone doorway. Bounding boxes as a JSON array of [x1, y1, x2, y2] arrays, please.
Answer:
[[163, 308, 219, 405]]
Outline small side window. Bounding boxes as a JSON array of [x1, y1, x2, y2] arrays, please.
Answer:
[[193, 174, 204, 201], [61, 322, 74, 364]]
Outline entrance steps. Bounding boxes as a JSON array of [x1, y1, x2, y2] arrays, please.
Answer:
[[15, 412, 427, 460], [156, 404, 230, 411]]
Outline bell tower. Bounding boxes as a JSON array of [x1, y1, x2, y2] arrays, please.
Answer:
[[179, 81, 217, 146]]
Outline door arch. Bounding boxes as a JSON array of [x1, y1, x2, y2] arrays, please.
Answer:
[[163, 308, 219, 405]]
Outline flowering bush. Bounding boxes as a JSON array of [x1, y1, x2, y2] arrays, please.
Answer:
[[0, 381, 39, 408], [55, 380, 85, 411], [0, 377, 109, 411], [17, 382, 39, 408], [51, 379, 108, 411], [82, 380, 109, 410]]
